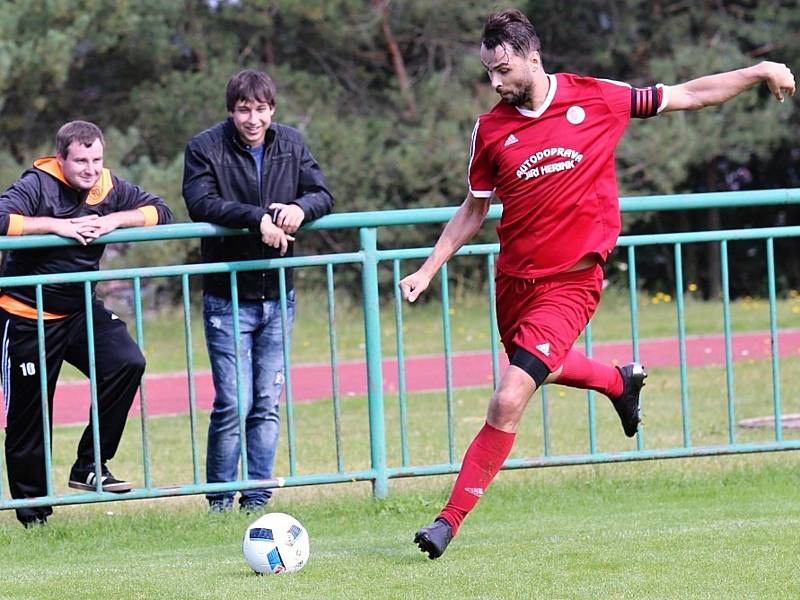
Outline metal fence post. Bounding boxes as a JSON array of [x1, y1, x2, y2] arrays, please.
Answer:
[[360, 227, 388, 498]]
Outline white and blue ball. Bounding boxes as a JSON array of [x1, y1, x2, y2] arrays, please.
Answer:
[[242, 512, 310, 574]]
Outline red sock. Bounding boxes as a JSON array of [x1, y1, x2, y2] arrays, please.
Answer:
[[555, 350, 623, 399], [438, 422, 516, 536]]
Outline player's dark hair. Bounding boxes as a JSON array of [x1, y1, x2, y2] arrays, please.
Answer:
[[482, 9, 541, 56], [226, 69, 277, 112], [55, 121, 105, 159]]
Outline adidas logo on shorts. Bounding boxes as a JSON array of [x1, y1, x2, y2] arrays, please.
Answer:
[[535, 342, 551, 357]]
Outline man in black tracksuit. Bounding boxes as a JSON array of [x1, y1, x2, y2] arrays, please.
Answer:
[[183, 70, 333, 512], [0, 120, 172, 527]]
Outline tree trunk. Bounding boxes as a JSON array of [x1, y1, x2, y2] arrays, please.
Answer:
[[373, 0, 419, 121]]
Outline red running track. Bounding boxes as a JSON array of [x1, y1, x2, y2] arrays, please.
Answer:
[[2, 329, 799, 427]]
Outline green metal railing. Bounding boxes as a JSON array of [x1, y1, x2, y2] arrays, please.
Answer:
[[0, 188, 798, 512]]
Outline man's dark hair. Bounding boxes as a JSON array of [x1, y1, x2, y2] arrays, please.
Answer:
[[55, 121, 105, 159], [482, 9, 541, 56], [226, 70, 277, 112]]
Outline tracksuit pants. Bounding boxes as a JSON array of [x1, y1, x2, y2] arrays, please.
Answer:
[[0, 301, 145, 524]]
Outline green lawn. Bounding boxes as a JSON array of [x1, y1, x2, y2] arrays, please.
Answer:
[[3, 286, 799, 599], [1, 358, 799, 598], [1, 455, 798, 600]]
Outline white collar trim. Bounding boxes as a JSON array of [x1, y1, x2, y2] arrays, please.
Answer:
[[515, 74, 557, 118]]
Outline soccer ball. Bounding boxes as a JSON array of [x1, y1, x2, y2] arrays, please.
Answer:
[[242, 512, 310, 575]]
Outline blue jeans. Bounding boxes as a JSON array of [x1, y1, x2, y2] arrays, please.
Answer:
[[203, 291, 295, 507]]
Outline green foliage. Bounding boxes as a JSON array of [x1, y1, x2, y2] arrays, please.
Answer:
[[131, 59, 240, 162], [0, 0, 187, 154], [0, 0, 798, 293], [620, 43, 793, 195]]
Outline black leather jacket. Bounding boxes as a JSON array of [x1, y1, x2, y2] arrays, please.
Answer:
[[182, 119, 334, 300]]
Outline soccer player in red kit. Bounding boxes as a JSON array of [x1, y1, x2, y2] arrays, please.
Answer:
[[399, 8, 795, 559]]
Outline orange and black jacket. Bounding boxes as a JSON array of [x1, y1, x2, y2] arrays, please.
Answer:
[[0, 157, 172, 316]]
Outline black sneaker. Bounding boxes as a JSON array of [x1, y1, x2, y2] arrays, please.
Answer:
[[414, 518, 453, 560], [21, 515, 47, 529], [68, 463, 132, 493], [612, 362, 647, 437], [239, 500, 268, 515], [208, 497, 234, 514]]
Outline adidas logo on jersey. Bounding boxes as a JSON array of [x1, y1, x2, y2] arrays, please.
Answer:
[[535, 342, 551, 357], [504, 133, 519, 147]]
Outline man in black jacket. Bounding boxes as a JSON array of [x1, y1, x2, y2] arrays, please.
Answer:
[[183, 70, 334, 513], [0, 120, 173, 527]]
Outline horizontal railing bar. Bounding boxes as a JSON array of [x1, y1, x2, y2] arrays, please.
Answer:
[[387, 440, 800, 478], [0, 252, 364, 287], [618, 188, 800, 211], [0, 470, 379, 509], [618, 225, 800, 246], [319, 188, 799, 230], [2, 224, 796, 289], [379, 225, 800, 262], [376, 244, 499, 261], [0, 189, 797, 250], [0, 222, 247, 250]]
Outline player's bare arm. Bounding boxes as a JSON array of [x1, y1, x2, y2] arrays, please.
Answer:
[[664, 61, 795, 112], [399, 193, 491, 303]]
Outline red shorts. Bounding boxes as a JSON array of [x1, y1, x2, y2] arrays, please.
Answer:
[[495, 265, 603, 371]]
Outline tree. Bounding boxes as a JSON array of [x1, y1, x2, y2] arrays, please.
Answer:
[[0, 0, 797, 297]]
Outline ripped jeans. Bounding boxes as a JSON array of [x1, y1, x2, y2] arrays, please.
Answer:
[[202, 291, 295, 507]]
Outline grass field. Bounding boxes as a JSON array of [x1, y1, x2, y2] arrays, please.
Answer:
[[2, 286, 799, 598], [1, 455, 799, 599], [2, 354, 800, 598]]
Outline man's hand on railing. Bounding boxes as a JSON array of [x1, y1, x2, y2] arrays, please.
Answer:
[[68, 210, 151, 243], [69, 214, 119, 243], [50, 216, 97, 246], [269, 202, 305, 234], [259, 215, 294, 256]]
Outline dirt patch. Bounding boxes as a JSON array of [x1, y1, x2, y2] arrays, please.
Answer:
[[738, 414, 800, 429]]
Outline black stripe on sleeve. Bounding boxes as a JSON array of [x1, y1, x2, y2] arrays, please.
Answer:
[[630, 86, 660, 119], [649, 85, 659, 116]]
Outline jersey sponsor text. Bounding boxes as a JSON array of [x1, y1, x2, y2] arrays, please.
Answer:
[[515, 146, 584, 180]]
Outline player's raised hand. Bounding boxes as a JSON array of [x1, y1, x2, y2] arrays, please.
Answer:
[[761, 61, 795, 102], [399, 271, 431, 303]]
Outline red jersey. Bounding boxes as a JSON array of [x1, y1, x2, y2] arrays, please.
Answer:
[[468, 72, 667, 278]]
